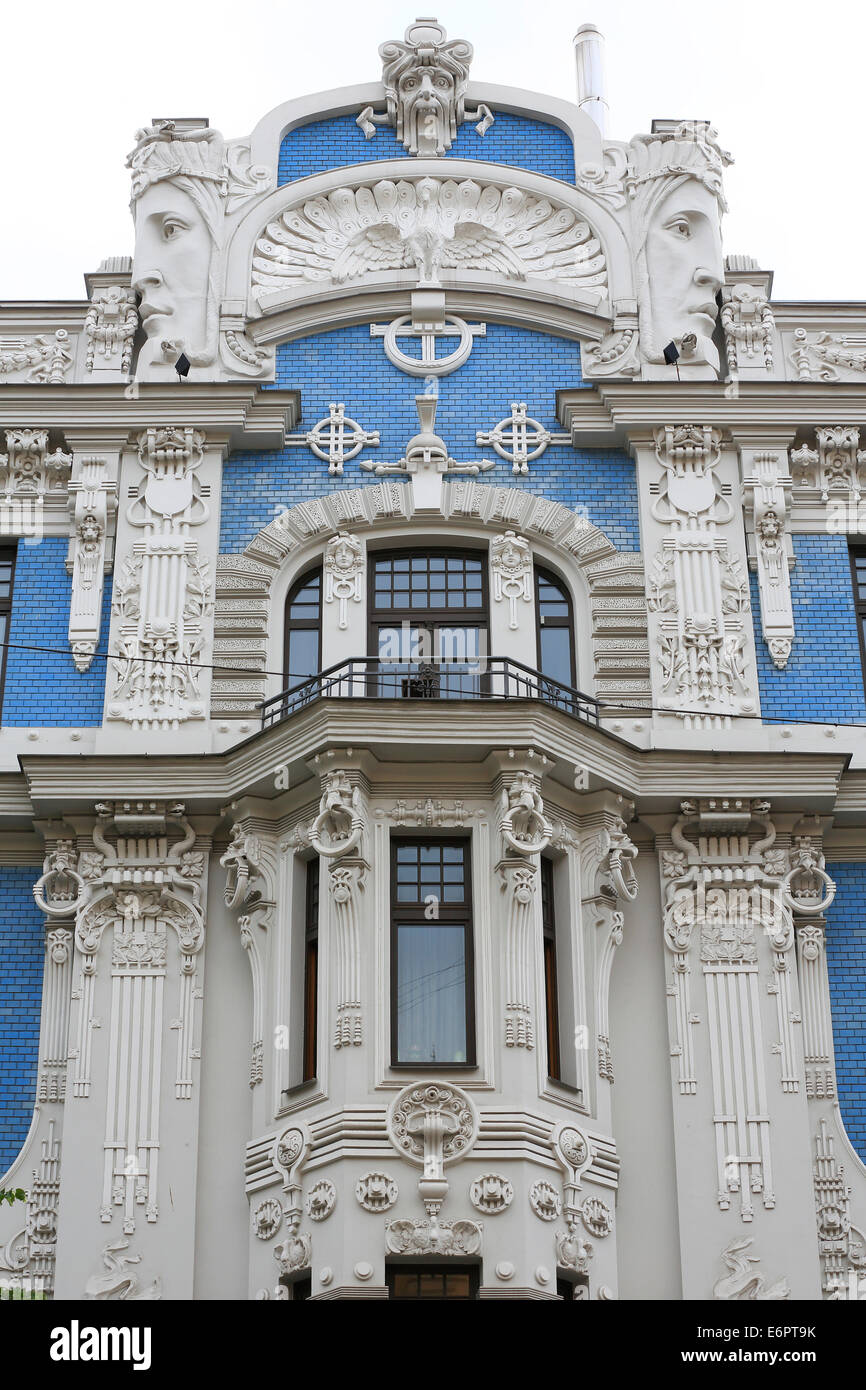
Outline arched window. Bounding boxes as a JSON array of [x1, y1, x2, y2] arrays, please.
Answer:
[[535, 566, 575, 690], [283, 567, 322, 687]]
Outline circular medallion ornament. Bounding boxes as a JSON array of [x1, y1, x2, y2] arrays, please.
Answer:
[[387, 1082, 478, 1166], [274, 1127, 305, 1177], [556, 1126, 590, 1171], [529, 1180, 562, 1222], [580, 1195, 613, 1238], [305, 1180, 337, 1222], [252, 1198, 283, 1241], [470, 1174, 514, 1215], [355, 1172, 399, 1213]]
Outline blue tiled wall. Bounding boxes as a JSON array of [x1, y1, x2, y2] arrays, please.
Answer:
[[826, 862, 866, 1163], [0, 867, 43, 1176], [2, 539, 110, 727], [751, 535, 866, 725], [278, 111, 576, 185], [221, 323, 638, 553]]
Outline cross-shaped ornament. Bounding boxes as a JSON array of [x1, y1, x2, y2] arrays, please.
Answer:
[[285, 403, 380, 476], [476, 402, 571, 475]]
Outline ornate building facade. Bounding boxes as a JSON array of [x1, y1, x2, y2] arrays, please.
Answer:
[[0, 18, 865, 1301]]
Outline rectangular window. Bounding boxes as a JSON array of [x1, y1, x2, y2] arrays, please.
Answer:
[[541, 857, 562, 1081], [387, 1264, 479, 1299], [0, 546, 16, 715], [391, 838, 475, 1066], [851, 548, 866, 693], [302, 858, 319, 1082]]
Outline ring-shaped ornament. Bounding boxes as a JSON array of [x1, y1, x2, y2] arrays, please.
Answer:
[[779, 865, 836, 916], [382, 315, 476, 378], [33, 866, 86, 917], [309, 809, 362, 859], [500, 806, 552, 857]]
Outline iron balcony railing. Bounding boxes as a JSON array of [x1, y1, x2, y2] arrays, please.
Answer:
[[259, 656, 601, 731]]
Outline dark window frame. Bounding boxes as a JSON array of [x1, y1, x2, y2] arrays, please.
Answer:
[[850, 547, 866, 695], [367, 546, 489, 655], [386, 1262, 480, 1300], [0, 545, 16, 717], [283, 565, 323, 684], [302, 857, 319, 1083], [535, 564, 576, 689], [390, 835, 476, 1069], [540, 856, 562, 1082]]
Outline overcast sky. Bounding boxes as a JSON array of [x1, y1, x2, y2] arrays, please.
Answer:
[[2, 0, 863, 302]]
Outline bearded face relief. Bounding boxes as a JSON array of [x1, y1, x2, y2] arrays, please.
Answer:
[[399, 64, 456, 155], [132, 181, 214, 374], [644, 179, 724, 370]]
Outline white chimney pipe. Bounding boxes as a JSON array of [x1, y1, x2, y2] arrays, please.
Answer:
[[574, 23, 608, 137]]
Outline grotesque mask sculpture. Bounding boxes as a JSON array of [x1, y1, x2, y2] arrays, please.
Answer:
[[358, 18, 493, 156], [626, 122, 731, 378], [127, 122, 226, 378]]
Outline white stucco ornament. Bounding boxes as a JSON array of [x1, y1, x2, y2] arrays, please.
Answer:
[[252, 176, 607, 295], [357, 17, 493, 156], [625, 122, 731, 378]]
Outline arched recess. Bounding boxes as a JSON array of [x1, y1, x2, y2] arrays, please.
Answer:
[[221, 158, 635, 360], [211, 482, 649, 721]]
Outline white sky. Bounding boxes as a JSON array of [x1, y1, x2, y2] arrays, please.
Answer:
[[2, 0, 864, 302]]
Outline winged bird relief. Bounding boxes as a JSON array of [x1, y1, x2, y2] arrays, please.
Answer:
[[252, 177, 607, 298]]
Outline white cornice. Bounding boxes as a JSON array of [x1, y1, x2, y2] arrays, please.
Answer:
[[15, 703, 848, 820], [558, 381, 866, 446], [0, 384, 300, 446]]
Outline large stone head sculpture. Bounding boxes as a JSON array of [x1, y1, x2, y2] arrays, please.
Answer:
[[626, 122, 731, 376], [380, 18, 474, 156], [127, 122, 226, 377]]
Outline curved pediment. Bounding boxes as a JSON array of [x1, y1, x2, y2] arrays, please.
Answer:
[[225, 159, 634, 333], [250, 174, 608, 305]]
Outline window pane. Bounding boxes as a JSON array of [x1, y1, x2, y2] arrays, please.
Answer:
[[396, 925, 467, 1063], [539, 626, 573, 688], [286, 628, 319, 681]]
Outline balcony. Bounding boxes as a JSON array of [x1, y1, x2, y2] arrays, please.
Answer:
[[260, 657, 601, 732]]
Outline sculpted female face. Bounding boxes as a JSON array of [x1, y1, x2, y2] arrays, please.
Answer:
[[131, 181, 212, 365], [644, 179, 724, 355]]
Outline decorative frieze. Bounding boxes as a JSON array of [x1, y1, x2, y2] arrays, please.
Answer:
[[0, 428, 71, 498], [108, 427, 212, 728], [357, 18, 492, 156], [790, 426, 866, 504], [0, 330, 73, 384], [788, 327, 866, 382], [712, 1238, 790, 1300], [385, 1217, 482, 1256]]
